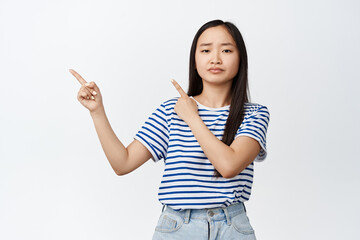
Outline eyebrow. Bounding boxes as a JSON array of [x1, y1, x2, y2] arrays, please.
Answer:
[[199, 42, 234, 47]]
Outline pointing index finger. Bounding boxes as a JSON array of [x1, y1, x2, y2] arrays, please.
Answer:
[[171, 79, 188, 98], [69, 69, 87, 85]]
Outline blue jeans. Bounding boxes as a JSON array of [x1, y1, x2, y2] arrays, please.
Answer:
[[152, 202, 256, 240]]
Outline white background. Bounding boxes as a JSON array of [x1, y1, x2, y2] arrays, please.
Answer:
[[1, 0, 359, 239]]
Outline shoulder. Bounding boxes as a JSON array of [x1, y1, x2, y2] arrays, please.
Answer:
[[244, 102, 270, 118], [160, 96, 179, 110], [152, 97, 179, 118]]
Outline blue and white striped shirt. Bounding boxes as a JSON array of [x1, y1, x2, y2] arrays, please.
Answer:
[[134, 96, 270, 211]]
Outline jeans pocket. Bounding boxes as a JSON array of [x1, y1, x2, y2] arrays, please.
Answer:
[[155, 212, 184, 233], [231, 212, 255, 235]]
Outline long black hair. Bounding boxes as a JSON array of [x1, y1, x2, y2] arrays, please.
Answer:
[[187, 19, 251, 178]]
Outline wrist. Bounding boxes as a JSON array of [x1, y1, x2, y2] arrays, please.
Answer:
[[90, 107, 105, 117], [186, 114, 201, 127]]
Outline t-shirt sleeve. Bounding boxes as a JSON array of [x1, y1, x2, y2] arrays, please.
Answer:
[[133, 102, 169, 163], [235, 105, 270, 162]]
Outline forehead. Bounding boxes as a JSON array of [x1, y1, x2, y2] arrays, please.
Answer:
[[197, 25, 235, 46]]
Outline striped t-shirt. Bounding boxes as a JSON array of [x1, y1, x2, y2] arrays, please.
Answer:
[[134, 96, 270, 211]]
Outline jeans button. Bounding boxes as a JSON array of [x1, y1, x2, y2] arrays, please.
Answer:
[[208, 211, 214, 217]]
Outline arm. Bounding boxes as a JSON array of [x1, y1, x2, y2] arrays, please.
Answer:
[[187, 116, 260, 178], [70, 69, 152, 175], [169, 79, 261, 179], [90, 108, 152, 176]]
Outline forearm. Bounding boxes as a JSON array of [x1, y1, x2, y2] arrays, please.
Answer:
[[187, 116, 235, 178], [90, 108, 128, 175]]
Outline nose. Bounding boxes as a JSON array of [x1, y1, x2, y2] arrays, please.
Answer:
[[210, 51, 222, 65]]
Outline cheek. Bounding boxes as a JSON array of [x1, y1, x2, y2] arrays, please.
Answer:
[[195, 54, 200, 68], [195, 56, 205, 70], [229, 56, 240, 72]]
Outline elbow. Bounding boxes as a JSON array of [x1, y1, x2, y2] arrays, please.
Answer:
[[113, 157, 129, 176], [214, 163, 235, 179], [114, 167, 126, 176], [222, 155, 251, 179], [222, 171, 236, 179], [222, 162, 243, 179], [115, 169, 127, 176], [221, 166, 236, 179], [221, 150, 238, 179]]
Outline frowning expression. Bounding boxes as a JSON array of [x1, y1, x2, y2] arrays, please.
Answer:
[[195, 25, 240, 85]]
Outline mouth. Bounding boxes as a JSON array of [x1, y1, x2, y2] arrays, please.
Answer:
[[208, 68, 224, 73]]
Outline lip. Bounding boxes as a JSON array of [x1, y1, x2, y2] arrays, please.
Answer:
[[209, 68, 223, 73], [208, 68, 224, 73], [209, 67, 223, 70]]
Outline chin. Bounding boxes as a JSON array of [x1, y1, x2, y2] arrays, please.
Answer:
[[203, 78, 230, 85], [203, 74, 229, 81]]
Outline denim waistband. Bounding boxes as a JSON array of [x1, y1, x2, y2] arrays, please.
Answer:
[[161, 202, 247, 226]]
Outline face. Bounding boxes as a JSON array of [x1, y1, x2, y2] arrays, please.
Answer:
[[195, 25, 240, 85]]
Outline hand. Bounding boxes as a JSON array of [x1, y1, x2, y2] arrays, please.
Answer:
[[171, 79, 199, 124], [69, 69, 104, 114]]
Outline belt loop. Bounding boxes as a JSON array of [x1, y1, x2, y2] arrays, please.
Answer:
[[184, 209, 191, 224], [222, 206, 231, 226], [161, 204, 166, 213]]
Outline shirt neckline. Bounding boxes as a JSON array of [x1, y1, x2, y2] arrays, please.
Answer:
[[190, 96, 230, 111]]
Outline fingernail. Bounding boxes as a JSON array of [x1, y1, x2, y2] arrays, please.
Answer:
[[92, 91, 97, 95]]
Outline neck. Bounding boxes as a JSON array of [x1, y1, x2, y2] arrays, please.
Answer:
[[194, 80, 232, 108]]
